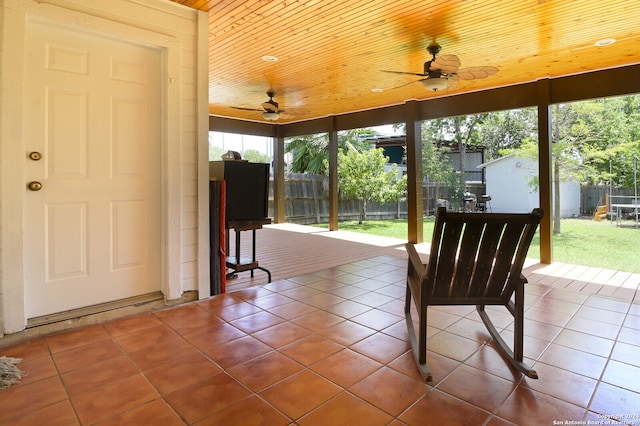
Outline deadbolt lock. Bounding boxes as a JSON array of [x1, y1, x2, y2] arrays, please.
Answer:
[[27, 181, 43, 191], [29, 152, 42, 161]]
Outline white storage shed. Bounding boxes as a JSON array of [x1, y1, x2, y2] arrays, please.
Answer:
[[478, 154, 580, 217]]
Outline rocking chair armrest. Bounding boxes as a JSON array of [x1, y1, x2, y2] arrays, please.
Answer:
[[405, 243, 428, 279]]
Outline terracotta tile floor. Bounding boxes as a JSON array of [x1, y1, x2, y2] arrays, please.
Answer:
[[1, 253, 639, 425]]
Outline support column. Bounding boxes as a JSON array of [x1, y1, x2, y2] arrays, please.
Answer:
[[406, 101, 423, 244], [537, 79, 553, 264], [272, 126, 286, 223], [328, 117, 339, 230]]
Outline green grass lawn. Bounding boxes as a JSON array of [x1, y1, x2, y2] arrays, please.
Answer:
[[314, 218, 640, 273]]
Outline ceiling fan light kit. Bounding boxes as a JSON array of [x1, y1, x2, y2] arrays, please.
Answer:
[[421, 77, 449, 91], [261, 111, 280, 120]]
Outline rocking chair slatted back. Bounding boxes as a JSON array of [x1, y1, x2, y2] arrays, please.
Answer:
[[427, 207, 543, 304]]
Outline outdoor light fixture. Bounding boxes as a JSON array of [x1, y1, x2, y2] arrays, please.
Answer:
[[262, 111, 280, 121], [421, 77, 449, 92]]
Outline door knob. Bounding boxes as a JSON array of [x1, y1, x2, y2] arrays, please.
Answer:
[[29, 152, 42, 161], [27, 181, 43, 191]]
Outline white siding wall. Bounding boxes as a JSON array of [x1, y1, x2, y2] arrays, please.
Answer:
[[559, 180, 581, 218], [0, 0, 208, 333], [484, 155, 580, 217], [485, 157, 539, 213]]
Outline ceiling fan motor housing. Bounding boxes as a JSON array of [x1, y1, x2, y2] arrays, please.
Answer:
[[427, 42, 442, 58]]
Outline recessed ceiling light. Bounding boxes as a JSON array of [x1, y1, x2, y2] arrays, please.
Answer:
[[261, 55, 278, 62], [594, 38, 616, 47], [371, 88, 383, 93]]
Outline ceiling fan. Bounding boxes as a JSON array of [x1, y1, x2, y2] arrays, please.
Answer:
[[382, 42, 498, 92], [231, 91, 283, 121]]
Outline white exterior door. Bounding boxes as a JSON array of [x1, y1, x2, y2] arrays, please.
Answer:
[[24, 21, 162, 318]]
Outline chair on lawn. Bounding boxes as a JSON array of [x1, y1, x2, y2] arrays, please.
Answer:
[[405, 207, 543, 382]]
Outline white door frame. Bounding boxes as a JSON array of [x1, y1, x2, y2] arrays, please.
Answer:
[[1, 0, 188, 333]]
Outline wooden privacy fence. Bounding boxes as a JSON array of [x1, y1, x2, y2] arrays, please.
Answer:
[[276, 174, 405, 224], [267, 176, 637, 224], [269, 173, 485, 224], [580, 185, 635, 215]]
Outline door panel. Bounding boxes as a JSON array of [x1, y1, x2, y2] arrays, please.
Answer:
[[24, 21, 161, 318], [47, 202, 88, 281]]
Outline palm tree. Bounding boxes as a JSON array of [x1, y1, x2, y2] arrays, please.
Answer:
[[285, 129, 375, 174]]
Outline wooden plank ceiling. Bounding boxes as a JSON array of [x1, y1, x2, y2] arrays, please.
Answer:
[[172, 0, 640, 124]]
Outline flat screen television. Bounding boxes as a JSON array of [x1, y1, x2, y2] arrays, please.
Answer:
[[209, 161, 269, 222]]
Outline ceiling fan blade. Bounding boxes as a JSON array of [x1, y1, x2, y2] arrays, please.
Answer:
[[231, 106, 263, 112], [455, 66, 499, 80], [382, 70, 427, 77], [391, 79, 422, 90], [430, 54, 461, 74]]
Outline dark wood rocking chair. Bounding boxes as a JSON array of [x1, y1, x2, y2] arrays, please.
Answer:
[[405, 207, 543, 382]]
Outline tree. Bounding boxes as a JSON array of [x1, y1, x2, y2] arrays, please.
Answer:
[[479, 108, 538, 160], [600, 141, 640, 188], [337, 148, 407, 224], [516, 104, 583, 234], [242, 149, 271, 163], [421, 139, 455, 211], [568, 96, 640, 186], [420, 116, 487, 210], [285, 129, 374, 175], [209, 145, 225, 161], [421, 115, 487, 174], [286, 133, 330, 174]]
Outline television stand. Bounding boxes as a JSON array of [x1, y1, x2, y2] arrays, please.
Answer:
[[225, 218, 272, 283]]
